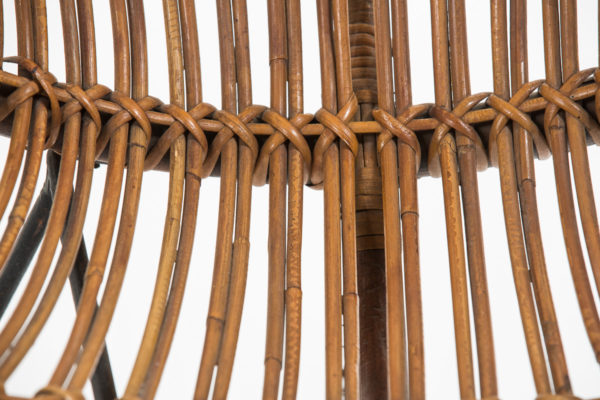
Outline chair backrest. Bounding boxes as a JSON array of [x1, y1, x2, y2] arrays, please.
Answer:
[[0, 0, 599, 399]]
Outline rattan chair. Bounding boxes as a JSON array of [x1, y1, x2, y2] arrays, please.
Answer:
[[0, 0, 599, 398]]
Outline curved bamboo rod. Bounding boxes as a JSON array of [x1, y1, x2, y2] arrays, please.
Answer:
[[123, 0, 186, 396], [44, 0, 131, 390], [542, 0, 600, 365], [0, 0, 34, 223], [36, 0, 141, 396], [509, 1, 572, 395], [561, 0, 600, 305], [194, 1, 258, 398], [0, 0, 82, 370], [140, 0, 206, 397], [430, 0, 476, 397], [63, 0, 151, 390], [446, 2, 503, 397], [210, 1, 257, 396], [0, 0, 100, 386]]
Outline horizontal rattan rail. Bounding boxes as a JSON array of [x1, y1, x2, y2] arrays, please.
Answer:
[[0, 61, 599, 179]]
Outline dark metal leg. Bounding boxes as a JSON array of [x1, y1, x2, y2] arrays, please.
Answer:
[[0, 178, 53, 318], [0, 153, 60, 318]]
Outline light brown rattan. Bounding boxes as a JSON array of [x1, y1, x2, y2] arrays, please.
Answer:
[[0, 0, 599, 399]]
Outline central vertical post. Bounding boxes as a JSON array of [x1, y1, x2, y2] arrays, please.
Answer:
[[349, 1, 388, 398]]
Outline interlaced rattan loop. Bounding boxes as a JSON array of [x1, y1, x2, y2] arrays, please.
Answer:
[[311, 94, 359, 185], [1, 57, 62, 149], [0, 79, 38, 120], [111, 92, 153, 142], [201, 105, 264, 178], [214, 109, 262, 159], [144, 102, 215, 171], [254, 110, 313, 185], [372, 104, 429, 170], [486, 80, 551, 166], [159, 104, 208, 150], [428, 92, 489, 177], [63, 84, 104, 134], [96, 95, 161, 158], [55, 85, 112, 136], [35, 385, 84, 400], [541, 68, 600, 146]]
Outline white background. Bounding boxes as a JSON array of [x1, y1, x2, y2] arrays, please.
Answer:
[[1, 0, 600, 398]]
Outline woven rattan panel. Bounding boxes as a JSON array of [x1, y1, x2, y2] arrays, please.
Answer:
[[0, 0, 600, 399]]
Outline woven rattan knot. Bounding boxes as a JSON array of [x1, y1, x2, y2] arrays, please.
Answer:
[[96, 95, 162, 158], [35, 385, 84, 400], [311, 94, 359, 186], [372, 104, 429, 171], [428, 92, 489, 177], [0, 76, 38, 122], [144, 102, 215, 171], [201, 106, 264, 178], [55, 84, 112, 137], [489, 80, 551, 163], [63, 84, 107, 136], [1, 57, 62, 149], [254, 110, 313, 186], [540, 68, 600, 146], [487, 80, 550, 167]]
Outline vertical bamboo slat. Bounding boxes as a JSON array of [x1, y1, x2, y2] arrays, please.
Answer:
[[264, 1, 288, 397], [389, 1, 424, 397], [194, 0, 239, 396], [124, 0, 185, 395], [447, 1, 500, 397], [491, 0, 552, 395], [372, 1, 407, 398], [316, 1, 343, 398], [542, 0, 600, 365], [430, 0, 476, 397], [281, 0, 305, 398], [329, 1, 360, 398], [509, 0, 572, 394], [560, 0, 600, 306], [141, 0, 206, 397]]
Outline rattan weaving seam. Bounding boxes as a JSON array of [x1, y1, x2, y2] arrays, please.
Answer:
[[1, 58, 599, 184]]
